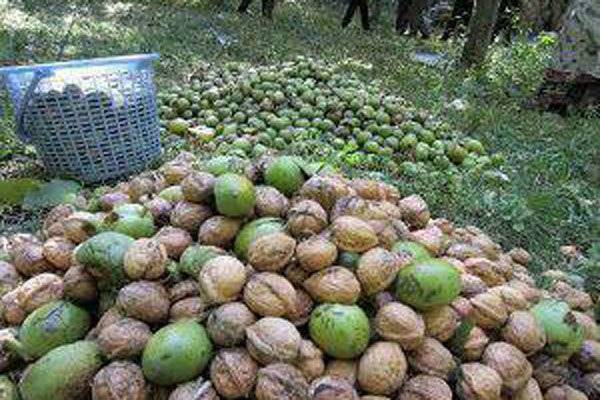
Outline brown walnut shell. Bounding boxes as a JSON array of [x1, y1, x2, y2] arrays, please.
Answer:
[[284, 260, 312, 287], [294, 339, 324, 382], [398, 194, 430, 229], [97, 317, 151, 360], [42, 237, 75, 270], [374, 302, 425, 350], [243, 272, 297, 317], [181, 171, 215, 203], [42, 204, 75, 237], [367, 219, 409, 250], [246, 317, 301, 365], [13, 243, 52, 276], [501, 311, 547, 355], [464, 257, 506, 287], [513, 378, 543, 400], [571, 340, 600, 373], [573, 312, 599, 341], [296, 237, 338, 273], [303, 266, 361, 305], [482, 341, 532, 394], [123, 238, 167, 280], [408, 337, 456, 380], [2, 272, 64, 324], [350, 179, 400, 202], [169, 377, 219, 400], [98, 191, 130, 211], [406, 225, 446, 256], [255, 186, 290, 218], [357, 342, 407, 395], [0, 261, 21, 297], [286, 200, 328, 238], [198, 216, 242, 248], [247, 232, 296, 272], [169, 280, 198, 302], [469, 291, 508, 330], [356, 247, 400, 295], [299, 174, 355, 212], [255, 363, 309, 400], [582, 373, 600, 399], [309, 375, 359, 400], [198, 256, 247, 305], [154, 226, 192, 259], [160, 159, 194, 184], [287, 288, 314, 327], [331, 216, 378, 253], [331, 196, 401, 221], [544, 385, 589, 400], [531, 354, 570, 391], [116, 281, 170, 324], [551, 281, 594, 311], [62, 212, 101, 244], [509, 247, 532, 266], [325, 359, 358, 386], [398, 374, 453, 400], [488, 285, 530, 313], [170, 201, 212, 234], [210, 348, 258, 399], [206, 302, 256, 347], [143, 196, 173, 226], [169, 297, 207, 322], [457, 362, 503, 400], [461, 273, 489, 298], [64, 264, 98, 303], [461, 326, 489, 361], [422, 305, 460, 343], [92, 361, 146, 400]]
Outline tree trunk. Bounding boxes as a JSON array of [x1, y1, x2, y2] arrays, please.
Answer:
[[461, 0, 501, 67]]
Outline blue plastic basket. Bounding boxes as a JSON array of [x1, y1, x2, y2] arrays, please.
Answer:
[[0, 54, 162, 184]]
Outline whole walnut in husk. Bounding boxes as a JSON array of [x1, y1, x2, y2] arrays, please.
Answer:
[[325, 359, 358, 385], [198, 256, 247, 305], [255, 363, 309, 400], [358, 342, 407, 395], [181, 171, 215, 203], [296, 236, 338, 272], [356, 247, 400, 295], [398, 375, 453, 400], [246, 317, 301, 364], [295, 339, 325, 382], [0, 261, 21, 297], [350, 178, 400, 202], [169, 377, 219, 400], [461, 326, 489, 361], [210, 348, 258, 399], [243, 272, 297, 317], [423, 305, 460, 343], [513, 378, 543, 400], [97, 317, 151, 359], [1, 272, 64, 325], [544, 385, 589, 400], [398, 194, 430, 229], [501, 311, 547, 355], [248, 232, 296, 272], [299, 174, 355, 212], [469, 291, 508, 330], [116, 281, 170, 324], [374, 302, 425, 350], [13, 242, 52, 276], [408, 337, 456, 379], [255, 186, 290, 218], [198, 216, 242, 248], [286, 200, 328, 238], [457, 362, 503, 400], [309, 376, 359, 400], [170, 201, 212, 233], [304, 266, 361, 305], [571, 340, 600, 372], [170, 297, 207, 322], [92, 361, 146, 400], [64, 264, 98, 303], [331, 216, 378, 253], [482, 341, 532, 394], [207, 302, 256, 346], [123, 238, 167, 280], [154, 226, 192, 259], [287, 288, 314, 327], [42, 237, 75, 270]]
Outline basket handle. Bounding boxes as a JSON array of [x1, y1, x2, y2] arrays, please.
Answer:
[[15, 67, 52, 143]]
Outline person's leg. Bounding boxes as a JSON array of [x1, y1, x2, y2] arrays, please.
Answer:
[[443, 0, 472, 39], [358, 0, 370, 30], [238, 0, 253, 13], [262, 0, 274, 19], [342, 0, 359, 28], [396, 0, 410, 32]]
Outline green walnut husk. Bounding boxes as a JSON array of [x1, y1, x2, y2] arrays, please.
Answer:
[[264, 156, 306, 197], [0, 375, 18, 400], [309, 303, 370, 359], [178, 245, 226, 277], [75, 231, 134, 291], [391, 241, 431, 263], [16, 300, 91, 359], [19, 341, 103, 400], [214, 174, 256, 217], [234, 217, 285, 260], [395, 258, 460, 310], [104, 203, 156, 239], [142, 319, 213, 386], [531, 299, 584, 359]]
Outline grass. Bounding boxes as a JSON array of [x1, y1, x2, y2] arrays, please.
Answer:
[[1, 0, 599, 276]]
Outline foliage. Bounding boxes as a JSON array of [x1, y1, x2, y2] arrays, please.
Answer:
[[22, 179, 81, 210]]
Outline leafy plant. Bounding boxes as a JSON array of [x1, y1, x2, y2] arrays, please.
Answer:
[[23, 179, 81, 210]]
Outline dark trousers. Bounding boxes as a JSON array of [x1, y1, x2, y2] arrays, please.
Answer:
[[342, 0, 370, 30], [238, 0, 274, 18]]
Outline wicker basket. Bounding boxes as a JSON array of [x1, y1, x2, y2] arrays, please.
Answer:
[[0, 54, 162, 183]]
